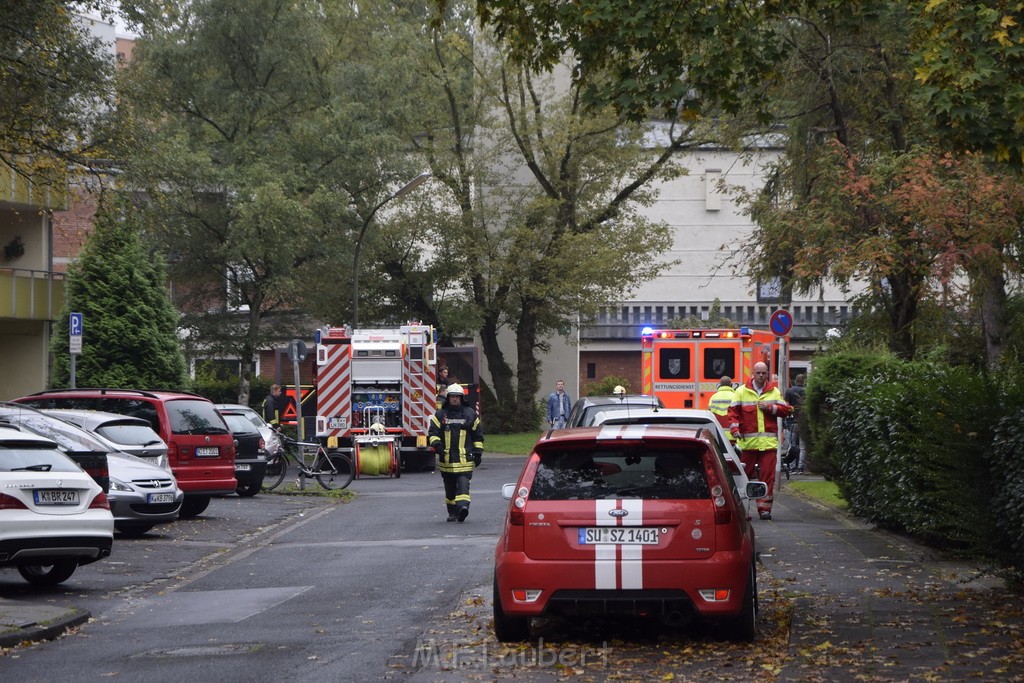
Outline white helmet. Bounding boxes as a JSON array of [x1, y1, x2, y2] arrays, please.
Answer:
[[445, 384, 465, 397], [613, 385, 626, 396]]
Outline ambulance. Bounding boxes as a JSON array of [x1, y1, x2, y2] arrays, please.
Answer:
[[640, 327, 786, 410]]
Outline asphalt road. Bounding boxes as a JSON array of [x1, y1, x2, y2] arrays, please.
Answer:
[[2, 458, 1022, 682], [0, 458, 522, 682]]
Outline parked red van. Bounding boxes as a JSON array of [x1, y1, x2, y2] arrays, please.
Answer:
[[14, 389, 235, 518]]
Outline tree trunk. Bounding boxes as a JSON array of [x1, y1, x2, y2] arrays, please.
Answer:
[[513, 300, 543, 431], [978, 268, 1006, 371], [887, 272, 919, 361], [478, 309, 517, 431]]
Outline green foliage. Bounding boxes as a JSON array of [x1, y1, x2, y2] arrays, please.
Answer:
[[485, 432, 541, 455], [189, 364, 271, 406], [477, 0, 788, 124], [787, 480, 848, 509], [804, 351, 901, 480], [911, 0, 1024, 165], [49, 195, 189, 390], [581, 375, 631, 397], [804, 345, 1024, 577], [0, 1, 113, 184]]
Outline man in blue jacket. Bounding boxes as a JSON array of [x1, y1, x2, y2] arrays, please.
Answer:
[[546, 380, 573, 429]]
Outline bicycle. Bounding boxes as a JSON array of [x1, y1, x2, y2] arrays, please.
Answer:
[[262, 432, 354, 491]]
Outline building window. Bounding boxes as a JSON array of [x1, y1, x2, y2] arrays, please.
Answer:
[[757, 277, 786, 304], [705, 169, 722, 211], [586, 363, 596, 379]]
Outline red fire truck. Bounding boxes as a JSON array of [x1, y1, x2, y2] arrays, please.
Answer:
[[314, 324, 439, 472], [640, 327, 786, 410]]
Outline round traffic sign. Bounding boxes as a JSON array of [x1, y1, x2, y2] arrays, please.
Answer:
[[769, 309, 793, 337]]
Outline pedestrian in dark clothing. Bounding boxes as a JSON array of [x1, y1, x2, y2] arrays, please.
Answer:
[[785, 374, 807, 473], [264, 384, 284, 425], [428, 384, 484, 522]]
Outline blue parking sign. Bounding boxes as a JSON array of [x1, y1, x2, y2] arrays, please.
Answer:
[[70, 312, 83, 337]]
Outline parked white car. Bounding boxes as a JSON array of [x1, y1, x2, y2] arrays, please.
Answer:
[[590, 408, 757, 501], [0, 424, 114, 586], [0, 405, 182, 537]]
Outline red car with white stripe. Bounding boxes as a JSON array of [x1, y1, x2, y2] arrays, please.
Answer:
[[493, 425, 764, 642]]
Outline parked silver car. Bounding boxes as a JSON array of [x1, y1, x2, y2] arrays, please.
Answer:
[[0, 404, 182, 537], [214, 403, 281, 455], [42, 409, 170, 471]]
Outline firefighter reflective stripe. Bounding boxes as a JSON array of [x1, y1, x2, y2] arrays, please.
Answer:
[[315, 342, 352, 438], [593, 499, 644, 590], [736, 432, 776, 439]]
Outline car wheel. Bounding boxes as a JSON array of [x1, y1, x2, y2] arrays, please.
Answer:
[[116, 523, 156, 537], [726, 564, 757, 642], [492, 579, 530, 642], [236, 482, 261, 498], [178, 495, 211, 519], [17, 560, 78, 587]]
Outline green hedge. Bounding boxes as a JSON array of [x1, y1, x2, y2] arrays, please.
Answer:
[[806, 353, 1024, 579], [190, 375, 272, 410]]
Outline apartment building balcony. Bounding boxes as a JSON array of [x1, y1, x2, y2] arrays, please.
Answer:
[[580, 302, 854, 342], [0, 268, 66, 321]]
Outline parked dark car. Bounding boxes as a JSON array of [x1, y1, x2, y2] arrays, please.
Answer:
[[215, 407, 268, 497], [565, 394, 665, 428]]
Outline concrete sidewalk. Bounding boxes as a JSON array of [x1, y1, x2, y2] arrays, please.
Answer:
[[769, 475, 1023, 681], [0, 599, 88, 648]]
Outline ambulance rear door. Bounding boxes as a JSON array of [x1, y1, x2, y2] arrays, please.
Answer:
[[651, 340, 697, 408], [693, 335, 741, 409]]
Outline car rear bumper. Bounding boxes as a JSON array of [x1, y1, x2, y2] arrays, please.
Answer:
[[233, 459, 267, 486], [174, 473, 237, 495], [495, 550, 751, 619], [0, 534, 113, 566], [108, 491, 183, 524]]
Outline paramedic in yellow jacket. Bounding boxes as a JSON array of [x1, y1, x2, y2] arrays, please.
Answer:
[[728, 362, 792, 521], [428, 384, 484, 523], [707, 376, 736, 443]]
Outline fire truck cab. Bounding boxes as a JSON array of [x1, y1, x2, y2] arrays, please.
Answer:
[[641, 327, 785, 410]]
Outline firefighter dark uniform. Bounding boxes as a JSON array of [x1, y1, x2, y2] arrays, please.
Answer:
[[428, 384, 484, 522], [707, 377, 736, 443], [728, 365, 792, 520]]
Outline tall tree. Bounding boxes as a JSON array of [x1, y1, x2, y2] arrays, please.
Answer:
[[380, 4, 686, 429], [0, 1, 114, 184], [50, 193, 188, 389], [118, 0, 413, 403]]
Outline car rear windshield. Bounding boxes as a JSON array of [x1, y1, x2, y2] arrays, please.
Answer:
[[0, 445, 81, 472], [0, 412, 113, 454], [165, 400, 230, 436], [94, 423, 164, 447], [530, 446, 711, 501], [220, 413, 259, 435]]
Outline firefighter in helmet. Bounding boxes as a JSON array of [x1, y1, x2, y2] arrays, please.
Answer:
[[428, 383, 484, 522]]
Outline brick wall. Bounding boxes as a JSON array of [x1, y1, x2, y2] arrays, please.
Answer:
[[51, 192, 97, 272], [579, 350, 641, 395]]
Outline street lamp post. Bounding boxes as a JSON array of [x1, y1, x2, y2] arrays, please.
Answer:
[[351, 172, 431, 328]]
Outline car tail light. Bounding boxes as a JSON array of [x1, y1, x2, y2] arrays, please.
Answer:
[[509, 486, 529, 526], [169, 439, 187, 460], [698, 588, 732, 602], [0, 493, 28, 510], [89, 492, 110, 510], [704, 459, 732, 525], [511, 589, 542, 603]]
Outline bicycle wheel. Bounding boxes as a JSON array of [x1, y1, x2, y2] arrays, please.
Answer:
[[262, 453, 289, 491], [315, 451, 354, 490]]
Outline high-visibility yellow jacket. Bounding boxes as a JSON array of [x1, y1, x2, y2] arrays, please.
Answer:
[[428, 402, 484, 474], [707, 385, 736, 441], [728, 380, 792, 451]]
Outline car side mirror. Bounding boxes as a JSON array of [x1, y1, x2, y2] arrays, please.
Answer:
[[746, 481, 768, 500], [501, 483, 517, 500]]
